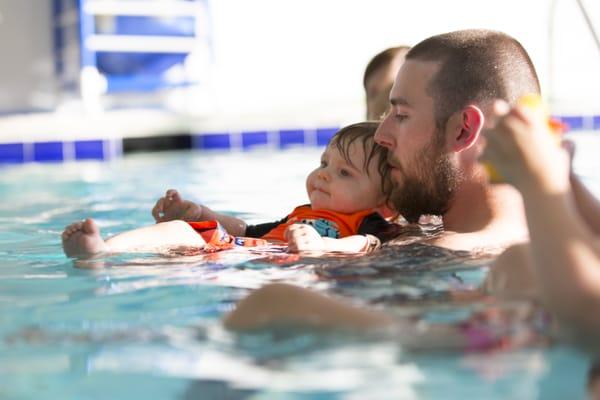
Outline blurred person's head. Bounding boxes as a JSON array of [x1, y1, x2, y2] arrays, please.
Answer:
[[374, 29, 540, 222], [363, 46, 410, 120]]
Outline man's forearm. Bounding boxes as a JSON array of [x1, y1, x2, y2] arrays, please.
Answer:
[[522, 188, 600, 331], [571, 173, 600, 235]]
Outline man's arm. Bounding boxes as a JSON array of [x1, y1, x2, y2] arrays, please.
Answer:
[[482, 100, 600, 341], [223, 283, 395, 331], [571, 173, 600, 235], [224, 283, 514, 352], [522, 188, 600, 337]]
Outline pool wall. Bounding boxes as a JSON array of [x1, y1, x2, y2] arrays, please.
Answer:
[[1, 116, 598, 164]]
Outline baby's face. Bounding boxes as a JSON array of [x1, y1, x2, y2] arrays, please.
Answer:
[[306, 141, 385, 213]]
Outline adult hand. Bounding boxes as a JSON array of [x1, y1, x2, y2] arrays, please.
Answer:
[[481, 100, 570, 195], [285, 223, 325, 253], [151, 189, 204, 223]]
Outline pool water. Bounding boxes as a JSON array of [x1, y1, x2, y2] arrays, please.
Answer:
[[0, 136, 598, 399]]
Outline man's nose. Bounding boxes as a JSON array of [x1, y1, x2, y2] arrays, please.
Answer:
[[374, 116, 393, 149]]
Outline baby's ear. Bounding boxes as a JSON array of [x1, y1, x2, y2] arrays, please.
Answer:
[[376, 203, 396, 219]]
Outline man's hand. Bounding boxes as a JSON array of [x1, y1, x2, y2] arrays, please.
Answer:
[[285, 224, 325, 253], [152, 189, 204, 223]]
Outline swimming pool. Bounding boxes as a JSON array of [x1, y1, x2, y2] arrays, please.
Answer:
[[0, 135, 599, 399]]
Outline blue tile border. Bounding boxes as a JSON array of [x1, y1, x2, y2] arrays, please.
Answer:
[[279, 129, 305, 149], [194, 133, 231, 150], [0, 143, 24, 163], [1, 118, 598, 164], [316, 127, 339, 146], [33, 141, 63, 162], [74, 140, 105, 160], [193, 126, 342, 151], [0, 139, 121, 164], [241, 131, 268, 149], [555, 115, 584, 131]]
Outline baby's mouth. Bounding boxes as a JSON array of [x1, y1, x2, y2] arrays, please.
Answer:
[[312, 187, 330, 196]]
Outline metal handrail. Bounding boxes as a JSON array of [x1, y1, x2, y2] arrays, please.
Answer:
[[575, 0, 600, 56]]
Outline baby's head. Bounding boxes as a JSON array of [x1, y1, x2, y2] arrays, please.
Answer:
[[306, 122, 393, 214]]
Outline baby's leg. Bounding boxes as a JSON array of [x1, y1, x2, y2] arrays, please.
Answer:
[[62, 219, 206, 258]]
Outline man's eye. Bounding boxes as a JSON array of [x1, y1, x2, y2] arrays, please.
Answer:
[[395, 114, 408, 122], [380, 107, 392, 120]]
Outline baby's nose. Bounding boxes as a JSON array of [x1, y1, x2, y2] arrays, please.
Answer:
[[318, 170, 330, 181]]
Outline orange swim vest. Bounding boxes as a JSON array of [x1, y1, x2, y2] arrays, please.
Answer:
[[260, 205, 376, 242]]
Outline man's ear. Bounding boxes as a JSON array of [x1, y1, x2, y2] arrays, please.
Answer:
[[448, 105, 484, 152]]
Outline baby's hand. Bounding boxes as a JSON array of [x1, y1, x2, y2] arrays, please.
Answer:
[[285, 224, 325, 253], [152, 189, 204, 223]]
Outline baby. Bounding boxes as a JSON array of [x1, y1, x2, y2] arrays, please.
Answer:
[[62, 122, 399, 257]]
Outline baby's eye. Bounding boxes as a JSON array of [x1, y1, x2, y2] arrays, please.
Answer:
[[339, 169, 352, 177], [320, 159, 328, 168]]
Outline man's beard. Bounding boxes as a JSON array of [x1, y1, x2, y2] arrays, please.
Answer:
[[389, 135, 460, 223]]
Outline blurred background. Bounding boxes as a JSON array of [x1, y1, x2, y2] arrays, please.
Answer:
[[0, 0, 598, 161]]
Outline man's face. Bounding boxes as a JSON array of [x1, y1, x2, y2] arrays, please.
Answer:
[[374, 60, 459, 222]]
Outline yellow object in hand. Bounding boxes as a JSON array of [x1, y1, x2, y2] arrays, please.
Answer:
[[485, 94, 565, 184]]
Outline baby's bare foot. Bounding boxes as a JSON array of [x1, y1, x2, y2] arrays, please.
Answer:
[[61, 218, 108, 258]]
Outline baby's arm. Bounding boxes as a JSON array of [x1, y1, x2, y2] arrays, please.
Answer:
[[285, 224, 377, 253], [152, 189, 247, 236]]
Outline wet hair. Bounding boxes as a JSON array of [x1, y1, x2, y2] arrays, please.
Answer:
[[329, 121, 393, 201], [406, 29, 541, 131], [363, 46, 411, 89]]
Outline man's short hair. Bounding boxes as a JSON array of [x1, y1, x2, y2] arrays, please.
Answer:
[[406, 29, 541, 130], [363, 46, 411, 89]]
